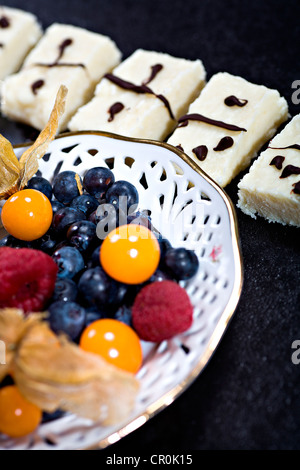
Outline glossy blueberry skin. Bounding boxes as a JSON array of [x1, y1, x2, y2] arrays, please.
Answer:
[[83, 167, 115, 199], [51, 200, 64, 217], [38, 232, 58, 254], [85, 244, 101, 269], [105, 180, 139, 214], [42, 409, 65, 424], [85, 306, 108, 326], [52, 207, 86, 238], [66, 220, 97, 254], [126, 210, 152, 230], [148, 268, 174, 283], [0, 236, 9, 247], [27, 176, 53, 200], [52, 246, 85, 279], [5, 235, 39, 249], [163, 247, 199, 281], [70, 194, 99, 217], [94, 203, 125, 242], [52, 171, 82, 204], [78, 266, 128, 312], [52, 278, 78, 303], [48, 300, 86, 341], [114, 305, 133, 327], [156, 235, 172, 267], [109, 280, 129, 312], [78, 266, 111, 309]]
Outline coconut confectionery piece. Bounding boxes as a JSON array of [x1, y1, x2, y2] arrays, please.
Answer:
[[0, 23, 122, 131], [68, 48, 206, 140], [167, 72, 289, 187], [237, 114, 300, 226], [0, 6, 42, 80]]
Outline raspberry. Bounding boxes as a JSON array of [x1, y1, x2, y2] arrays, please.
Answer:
[[0, 247, 58, 314], [132, 280, 193, 342]]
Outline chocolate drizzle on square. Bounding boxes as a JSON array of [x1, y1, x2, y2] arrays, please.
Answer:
[[104, 73, 175, 120], [0, 16, 10, 28], [31, 38, 85, 93], [34, 38, 85, 69], [107, 102, 125, 121], [176, 144, 184, 152], [280, 164, 300, 179], [177, 113, 247, 132], [142, 64, 163, 85], [269, 144, 300, 151], [224, 95, 248, 107], [192, 145, 208, 161], [292, 181, 300, 195], [57, 38, 73, 62], [31, 79, 45, 95], [269, 155, 285, 170], [213, 136, 234, 151]]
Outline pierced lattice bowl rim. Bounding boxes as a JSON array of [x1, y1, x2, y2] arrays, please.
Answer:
[[0, 130, 243, 450]]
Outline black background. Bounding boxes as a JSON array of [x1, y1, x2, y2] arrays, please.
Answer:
[[1, 0, 300, 451]]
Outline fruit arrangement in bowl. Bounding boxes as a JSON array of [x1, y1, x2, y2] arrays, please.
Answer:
[[0, 86, 242, 450]]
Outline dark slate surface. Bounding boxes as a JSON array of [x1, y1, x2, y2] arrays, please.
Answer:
[[1, 0, 300, 451]]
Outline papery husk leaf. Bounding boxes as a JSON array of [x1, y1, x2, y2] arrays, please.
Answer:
[[0, 310, 139, 426], [0, 309, 43, 382], [18, 85, 68, 189], [0, 136, 21, 199]]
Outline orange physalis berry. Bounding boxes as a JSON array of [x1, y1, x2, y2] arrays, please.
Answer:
[[80, 318, 143, 374], [1, 189, 53, 241], [0, 385, 42, 438], [100, 224, 160, 284]]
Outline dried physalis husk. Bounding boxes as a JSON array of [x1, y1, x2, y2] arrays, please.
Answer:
[[0, 85, 68, 200], [0, 309, 41, 382], [0, 309, 140, 426]]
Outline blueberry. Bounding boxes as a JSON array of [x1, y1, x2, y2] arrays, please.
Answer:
[[114, 305, 133, 327], [5, 235, 39, 249], [38, 232, 58, 254], [85, 306, 108, 326], [27, 176, 53, 200], [126, 210, 153, 229], [70, 194, 99, 217], [77, 266, 111, 309], [52, 207, 86, 238], [108, 280, 129, 312], [105, 180, 139, 214], [86, 244, 102, 269], [148, 268, 174, 283], [156, 235, 172, 267], [83, 167, 115, 199], [48, 301, 86, 341], [66, 220, 97, 254], [88, 210, 97, 225], [163, 247, 199, 281], [52, 246, 85, 279], [0, 236, 9, 247], [94, 203, 126, 241], [51, 200, 64, 216], [42, 409, 65, 423], [52, 279, 78, 303], [52, 171, 82, 204]]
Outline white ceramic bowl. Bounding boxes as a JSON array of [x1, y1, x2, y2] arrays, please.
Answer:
[[0, 131, 243, 450]]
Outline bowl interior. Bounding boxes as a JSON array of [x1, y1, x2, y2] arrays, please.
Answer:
[[0, 131, 243, 450]]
